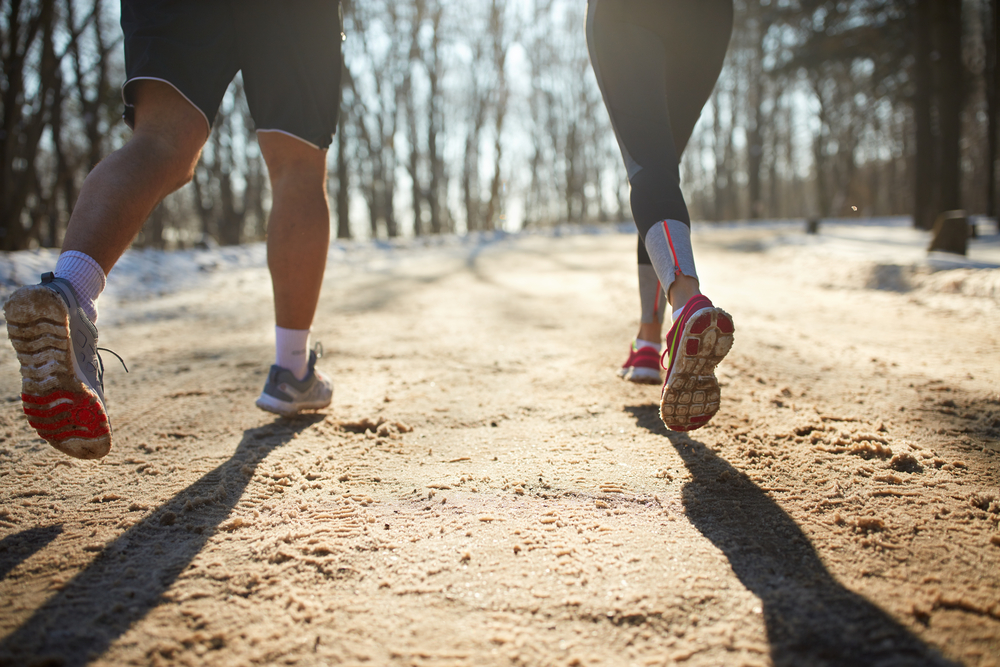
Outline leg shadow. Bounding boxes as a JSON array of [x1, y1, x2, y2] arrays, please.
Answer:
[[0, 416, 322, 667], [0, 525, 63, 581], [625, 404, 958, 667]]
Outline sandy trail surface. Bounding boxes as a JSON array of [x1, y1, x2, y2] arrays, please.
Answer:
[[1, 225, 998, 667]]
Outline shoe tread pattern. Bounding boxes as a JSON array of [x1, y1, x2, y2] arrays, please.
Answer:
[[4, 285, 111, 459], [660, 307, 734, 432]]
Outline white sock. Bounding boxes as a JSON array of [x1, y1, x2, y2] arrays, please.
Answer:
[[275, 326, 310, 381], [672, 307, 684, 322], [635, 338, 661, 351], [54, 251, 105, 323]]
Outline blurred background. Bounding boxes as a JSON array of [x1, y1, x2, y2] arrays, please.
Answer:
[[0, 0, 994, 250]]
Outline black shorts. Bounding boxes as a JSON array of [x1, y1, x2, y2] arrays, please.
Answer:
[[121, 0, 343, 149]]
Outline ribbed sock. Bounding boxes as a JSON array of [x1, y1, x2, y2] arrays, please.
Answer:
[[54, 251, 105, 323], [275, 326, 310, 381]]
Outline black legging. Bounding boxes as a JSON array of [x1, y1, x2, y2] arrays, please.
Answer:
[[586, 0, 733, 266]]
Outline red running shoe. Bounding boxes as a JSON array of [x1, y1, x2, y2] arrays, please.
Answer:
[[617, 341, 662, 384], [659, 295, 734, 432]]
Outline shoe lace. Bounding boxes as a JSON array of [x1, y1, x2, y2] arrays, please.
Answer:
[[95, 347, 129, 389], [660, 325, 682, 371]]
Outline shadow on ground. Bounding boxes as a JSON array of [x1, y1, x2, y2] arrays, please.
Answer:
[[625, 404, 958, 667], [0, 525, 63, 581], [911, 388, 1000, 456], [0, 416, 322, 667]]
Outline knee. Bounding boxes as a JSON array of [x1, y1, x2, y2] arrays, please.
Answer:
[[267, 164, 329, 217], [269, 161, 326, 197], [259, 132, 327, 192], [127, 80, 208, 190], [131, 132, 203, 192], [630, 168, 687, 233], [158, 145, 201, 195], [170, 152, 199, 190]]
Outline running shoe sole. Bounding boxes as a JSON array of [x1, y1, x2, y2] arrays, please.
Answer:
[[255, 394, 332, 418], [660, 306, 734, 432], [4, 285, 111, 459]]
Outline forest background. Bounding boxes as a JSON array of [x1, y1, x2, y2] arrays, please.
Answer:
[[0, 0, 995, 251]]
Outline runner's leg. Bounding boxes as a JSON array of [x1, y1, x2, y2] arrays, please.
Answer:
[[589, 0, 696, 383], [61, 80, 208, 276], [587, 0, 732, 306], [4, 80, 210, 459], [636, 239, 666, 345], [588, 0, 735, 430], [253, 133, 335, 412], [258, 132, 330, 335], [238, 0, 340, 409]]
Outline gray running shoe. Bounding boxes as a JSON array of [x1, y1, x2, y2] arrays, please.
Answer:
[[255, 347, 333, 417], [4, 273, 112, 459]]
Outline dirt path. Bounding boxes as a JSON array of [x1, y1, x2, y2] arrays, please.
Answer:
[[1, 228, 998, 667]]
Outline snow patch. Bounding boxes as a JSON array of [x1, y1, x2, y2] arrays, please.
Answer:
[[1, 217, 998, 311]]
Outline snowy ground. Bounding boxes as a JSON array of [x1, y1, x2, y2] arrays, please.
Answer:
[[3, 216, 998, 309], [1, 217, 998, 667]]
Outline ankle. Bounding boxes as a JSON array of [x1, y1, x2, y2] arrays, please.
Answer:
[[637, 323, 663, 344], [55, 251, 105, 323], [667, 275, 701, 311], [275, 326, 310, 381]]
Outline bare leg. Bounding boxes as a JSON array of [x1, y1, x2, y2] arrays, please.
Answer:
[[258, 132, 330, 331], [637, 320, 663, 344], [61, 81, 208, 274], [7, 81, 208, 460]]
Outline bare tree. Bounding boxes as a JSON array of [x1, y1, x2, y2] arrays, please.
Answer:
[[401, 0, 426, 236], [4, 0, 998, 252], [348, 0, 405, 238], [334, 82, 352, 240], [1, 0, 59, 250], [483, 0, 512, 231], [424, 0, 448, 234], [460, 3, 491, 233]]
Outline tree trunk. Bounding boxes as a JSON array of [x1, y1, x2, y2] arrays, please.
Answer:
[[746, 8, 766, 220], [933, 0, 963, 214], [1, 0, 59, 251], [913, 0, 935, 230], [426, 4, 445, 235], [146, 201, 167, 250], [218, 169, 244, 246], [406, 95, 423, 237], [336, 111, 351, 240], [385, 179, 398, 238], [988, 0, 999, 218], [463, 130, 481, 232], [565, 122, 579, 223], [403, 2, 424, 237], [485, 123, 505, 230]]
